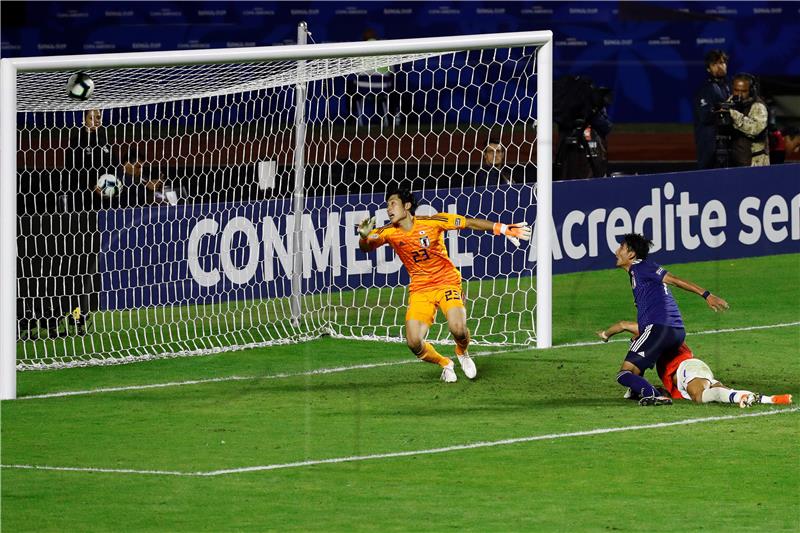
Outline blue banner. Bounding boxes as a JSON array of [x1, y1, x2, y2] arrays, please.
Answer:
[[4, 1, 799, 123], [99, 187, 535, 311], [99, 165, 799, 311], [544, 165, 799, 273]]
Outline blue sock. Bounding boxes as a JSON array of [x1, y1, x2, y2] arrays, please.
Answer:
[[617, 370, 659, 398]]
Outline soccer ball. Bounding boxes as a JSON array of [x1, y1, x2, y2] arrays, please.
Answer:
[[97, 174, 122, 198], [66, 72, 94, 100]]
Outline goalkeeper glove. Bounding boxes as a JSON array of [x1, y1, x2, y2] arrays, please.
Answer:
[[357, 216, 376, 239], [493, 222, 531, 247]]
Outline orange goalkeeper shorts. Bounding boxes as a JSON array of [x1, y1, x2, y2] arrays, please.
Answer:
[[405, 285, 465, 325]]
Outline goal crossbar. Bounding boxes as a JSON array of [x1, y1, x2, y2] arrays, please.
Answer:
[[7, 31, 553, 71]]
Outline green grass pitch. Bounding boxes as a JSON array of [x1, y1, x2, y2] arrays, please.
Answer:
[[2, 254, 799, 532]]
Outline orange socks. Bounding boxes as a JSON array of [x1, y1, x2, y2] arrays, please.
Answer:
[[455, 335, 470, 357], [417, 342, 451, 367]]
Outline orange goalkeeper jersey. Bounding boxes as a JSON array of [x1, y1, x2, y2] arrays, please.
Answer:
[[365, 213, 466, 293]]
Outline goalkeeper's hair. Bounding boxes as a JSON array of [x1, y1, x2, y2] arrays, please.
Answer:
[[386, 186, 418, 214], [622, 233, 653, 259]]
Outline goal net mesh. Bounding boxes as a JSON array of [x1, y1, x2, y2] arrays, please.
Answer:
[[15, 45, 540, 369]]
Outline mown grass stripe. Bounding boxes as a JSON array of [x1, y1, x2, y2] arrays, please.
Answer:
[[14, 321, 799, 401], [3, 407, 797, 477]]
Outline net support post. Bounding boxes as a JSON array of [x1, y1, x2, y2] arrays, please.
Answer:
[[0, 59, 18, 399], [290, 22, 309, 328], [535, 36, 553, 349]]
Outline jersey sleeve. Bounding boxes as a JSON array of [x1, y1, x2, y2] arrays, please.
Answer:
[[638, 261, 668, 283], [363, 228, 387, 251], [653, 264, 668, 282], [431, 213, 467, 231]]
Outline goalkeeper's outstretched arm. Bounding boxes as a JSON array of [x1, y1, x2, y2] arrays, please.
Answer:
[[466, 218, 532, 247]]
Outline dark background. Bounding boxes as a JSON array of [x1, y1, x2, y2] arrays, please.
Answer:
[[2, 0, 799, 124]]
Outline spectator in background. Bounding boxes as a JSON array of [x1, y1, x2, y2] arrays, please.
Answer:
[[34, 108, 119, 337], [769, 126, 800, 164], [66, 108, 119, 211], [726, 73, 770, 167], [693, 50, 730, 169], [120, 146, 167, 207], [349, 28, 396, 128], [475, 139, 513, 186]]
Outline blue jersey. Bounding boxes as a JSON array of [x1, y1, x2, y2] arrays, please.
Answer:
[[628, 259, 684, 329]]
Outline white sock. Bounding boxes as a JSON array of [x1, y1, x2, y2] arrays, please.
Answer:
[[760, 395, 773, 404], [701, 387, 755, 404], [701, 387, 733, 403], [703, 388, 754, 404]]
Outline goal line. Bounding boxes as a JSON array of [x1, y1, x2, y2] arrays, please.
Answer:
[[15, 320, 798, 401]]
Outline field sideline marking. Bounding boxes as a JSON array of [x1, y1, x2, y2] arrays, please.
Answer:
[[17, 321, 800, 401], [3, 407, 797, 477]]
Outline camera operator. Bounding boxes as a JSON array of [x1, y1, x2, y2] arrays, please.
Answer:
[[719, 74, 770, 167], [553, 75, 612, 180], [693, 50, 731, 169]]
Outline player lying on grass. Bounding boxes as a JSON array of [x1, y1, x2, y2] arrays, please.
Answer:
[[597, 320, 793, 407], [358, 186, 530, 383], [611, 233, 730, 406]]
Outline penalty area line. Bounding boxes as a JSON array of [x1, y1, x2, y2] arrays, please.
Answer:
[[16, 321, 799, 401], [3, 407, 797, 477]]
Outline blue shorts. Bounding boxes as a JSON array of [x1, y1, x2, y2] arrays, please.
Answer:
[[624, 324, 686, 372]]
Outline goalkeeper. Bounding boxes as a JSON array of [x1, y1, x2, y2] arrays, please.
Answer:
[[358, 187, 531, 383]]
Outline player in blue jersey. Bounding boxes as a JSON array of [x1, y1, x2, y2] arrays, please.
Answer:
[[608, 233, 729, 406]]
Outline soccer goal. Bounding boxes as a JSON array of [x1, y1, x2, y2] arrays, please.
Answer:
[[0, 28, 553, 399]]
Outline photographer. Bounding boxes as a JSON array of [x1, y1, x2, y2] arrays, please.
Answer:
[[721, 74, 770, 167], [693, 50, 730, 169]]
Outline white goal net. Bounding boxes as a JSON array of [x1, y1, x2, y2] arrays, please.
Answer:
[[3, 32, 552, 379]]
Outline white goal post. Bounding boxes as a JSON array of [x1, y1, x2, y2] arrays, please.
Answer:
[[0, 30, 553, 399]]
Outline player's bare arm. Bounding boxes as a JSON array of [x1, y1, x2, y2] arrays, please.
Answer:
[[662, 272, 729, 312], [596, 320, 638, 342]]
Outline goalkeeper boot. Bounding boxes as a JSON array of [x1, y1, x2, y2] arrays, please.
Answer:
[[638, 395, 672, 406], [440, 361, 457, 383], [457, 353, 477, 379], [739, 392, 762, 408]]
